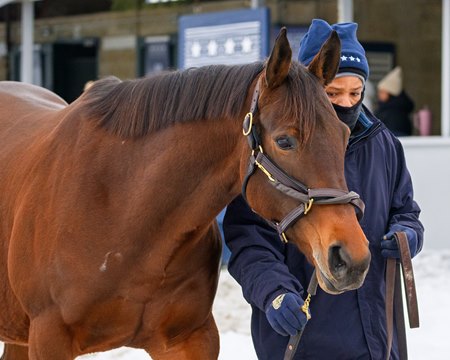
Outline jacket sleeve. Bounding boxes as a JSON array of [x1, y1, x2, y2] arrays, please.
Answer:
[[223, 195, 304, 311], [387, 136, 424, 257]]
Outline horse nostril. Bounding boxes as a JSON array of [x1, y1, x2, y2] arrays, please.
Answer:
[[329, 245, 348, 279]]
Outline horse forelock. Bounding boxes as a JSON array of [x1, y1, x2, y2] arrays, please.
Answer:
[[79, 63, 265, 139], [282, 61, 334, 148]]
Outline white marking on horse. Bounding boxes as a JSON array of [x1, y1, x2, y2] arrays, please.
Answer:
[[99, 252, 112, 272], [99, 251, 123, 272]]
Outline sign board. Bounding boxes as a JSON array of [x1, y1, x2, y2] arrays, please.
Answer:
[[141, 36, 172, 75], [271, 25, 308, 60], [178, 8, 270, 69], [361, 42, 396, 83]]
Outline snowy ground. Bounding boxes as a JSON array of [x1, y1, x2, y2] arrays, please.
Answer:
[[1, 249, 449, 359]]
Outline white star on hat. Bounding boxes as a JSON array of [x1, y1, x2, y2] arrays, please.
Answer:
[[341, 55, 348, 61]]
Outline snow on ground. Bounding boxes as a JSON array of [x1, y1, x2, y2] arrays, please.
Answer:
[[1, 249, 449, 359]]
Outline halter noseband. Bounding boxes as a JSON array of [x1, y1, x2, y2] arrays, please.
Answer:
[[241, 79, 365, 243]]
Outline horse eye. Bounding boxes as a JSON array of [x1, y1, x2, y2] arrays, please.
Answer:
[[275, 136, 297, 150]]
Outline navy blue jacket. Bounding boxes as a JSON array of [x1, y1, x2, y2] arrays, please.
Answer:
[[223, 109, 424, 360]]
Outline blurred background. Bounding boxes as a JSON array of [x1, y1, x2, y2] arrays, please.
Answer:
[[0, 3, 449, 359], [0, 0, 448, 252]]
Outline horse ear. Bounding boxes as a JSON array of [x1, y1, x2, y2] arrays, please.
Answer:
[[265, 27, 292, 89], [307, 30, 341, 86]]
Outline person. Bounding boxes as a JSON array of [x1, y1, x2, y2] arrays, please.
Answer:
[[374, 66, 415, 136], [223, 19, 424, 360]]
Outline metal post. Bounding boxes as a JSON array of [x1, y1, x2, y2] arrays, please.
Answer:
[[251, 0, 264, 9], [338, 0, 353, 23], [442, 0, 450, 136], [1, 0, 39, 83], [20, 0, 34, 83]]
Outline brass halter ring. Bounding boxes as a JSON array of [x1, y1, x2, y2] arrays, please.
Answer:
[[242, 112, 253, 136]]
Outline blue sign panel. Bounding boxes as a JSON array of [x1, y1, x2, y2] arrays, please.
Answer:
[[271, 25, 308, 60], [178, 8, 270, 69]]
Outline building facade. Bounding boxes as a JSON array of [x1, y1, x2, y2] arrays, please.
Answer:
[[0, 0, 443, 133]]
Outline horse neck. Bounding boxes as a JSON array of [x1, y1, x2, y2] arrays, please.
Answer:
[[137, 116, 246, 231]]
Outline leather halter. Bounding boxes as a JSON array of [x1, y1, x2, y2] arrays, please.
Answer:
[[241, 79, 365, 243]]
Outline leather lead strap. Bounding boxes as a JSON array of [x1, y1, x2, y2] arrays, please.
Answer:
[[283, 271, 318, 360], [394, 267, 408, 359], [385, 257, 396, 359], [385, 231, 420, 360]]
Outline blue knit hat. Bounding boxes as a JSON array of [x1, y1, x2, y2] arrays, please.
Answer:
[[298, 19, 369, 81]]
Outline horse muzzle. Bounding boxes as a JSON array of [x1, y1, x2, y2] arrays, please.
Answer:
[[316, 245, 371, 294]]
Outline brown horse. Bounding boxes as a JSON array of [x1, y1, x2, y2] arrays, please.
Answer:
[[0, 29, 370, 359]]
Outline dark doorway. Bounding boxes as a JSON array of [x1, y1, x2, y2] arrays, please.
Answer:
[[52, 40, 98, 103]]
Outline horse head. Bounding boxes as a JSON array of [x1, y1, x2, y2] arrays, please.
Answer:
[[241, 28, 370, 294]]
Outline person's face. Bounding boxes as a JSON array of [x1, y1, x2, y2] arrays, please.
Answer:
[[377, 89, 390, 102], [324, 76, 364, 107]]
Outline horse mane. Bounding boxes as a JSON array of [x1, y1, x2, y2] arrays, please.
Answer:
[[80, 61, 325, 143]]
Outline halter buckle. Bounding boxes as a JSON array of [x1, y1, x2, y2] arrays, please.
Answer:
[[255, 160, 276, 182], [304, 198, 314, 215]]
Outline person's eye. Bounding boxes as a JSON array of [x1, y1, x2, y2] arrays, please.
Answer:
[[327, 92, 337, 98]]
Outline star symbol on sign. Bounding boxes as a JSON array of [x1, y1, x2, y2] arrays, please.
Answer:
[[341, 55, 348, 61], [224, 38, 236, 54], [207, 40, 218, 56], [191, 41, 201, 58], [242, 37, 252, 53], [349, 56, 355, 61]]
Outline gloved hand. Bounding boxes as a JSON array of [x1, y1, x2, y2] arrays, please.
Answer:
[[381, 225, 418, 259], [265, 292, 308, 336]]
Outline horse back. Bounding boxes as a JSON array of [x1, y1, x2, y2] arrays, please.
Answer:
[[0, 81, 67, 111], [0, 82, 68, 184], [0, 81, 67, 141]]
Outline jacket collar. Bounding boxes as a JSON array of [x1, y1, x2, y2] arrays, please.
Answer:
[[348, 107, 382, 148]]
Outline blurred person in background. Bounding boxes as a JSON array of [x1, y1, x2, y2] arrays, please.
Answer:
[[375, 66, 414, 136]]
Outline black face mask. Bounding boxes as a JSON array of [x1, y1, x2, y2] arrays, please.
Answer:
[[332, 96, 364, 131]]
